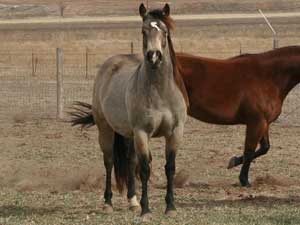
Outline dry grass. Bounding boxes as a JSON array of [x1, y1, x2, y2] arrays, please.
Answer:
[[1, 118, 300, 224], [0, 0, 300, 18], [1, 2, 300, 224]]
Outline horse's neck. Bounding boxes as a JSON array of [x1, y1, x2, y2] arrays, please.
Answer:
[[140, 55, 174, 94], [276, 58, 300, 100]]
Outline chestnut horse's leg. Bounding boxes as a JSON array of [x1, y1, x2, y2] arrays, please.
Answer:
[[227, 130, 270, 169], [239, 120, 268, 187], [252, 133, 270, 159]]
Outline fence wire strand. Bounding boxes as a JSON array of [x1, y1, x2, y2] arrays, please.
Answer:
[[0, 43, 299, 126]]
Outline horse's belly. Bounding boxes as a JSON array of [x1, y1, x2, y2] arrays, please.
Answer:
[[102, 97, 133, 137], [99, 73, 134, 137], [189, 104, 240, 125]]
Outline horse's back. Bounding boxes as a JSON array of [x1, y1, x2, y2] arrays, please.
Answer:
[[92, 54, 142, 137], [178, 47, 300, 125]]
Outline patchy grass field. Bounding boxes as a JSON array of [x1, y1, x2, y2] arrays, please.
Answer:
[[1, 117, 300, 224], [0, 2, 300, 224]]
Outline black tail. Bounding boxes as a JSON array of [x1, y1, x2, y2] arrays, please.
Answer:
[[113, 133, 152, 193], [69, 101, 95, 128], [113, 132, 133, 193]]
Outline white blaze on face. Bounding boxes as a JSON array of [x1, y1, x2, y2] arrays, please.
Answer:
[[152, 51, 157, 63], [148, 21, 162, 64], [150, 21, 161, 31]]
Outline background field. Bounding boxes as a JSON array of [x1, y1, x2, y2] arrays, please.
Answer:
[[1, 1, 300, 225], [1, 0, 300, 18]]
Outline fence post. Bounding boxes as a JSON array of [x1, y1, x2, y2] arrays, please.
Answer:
[[130, 42, 134, 54], [85, 47, 89, 79], [273, 37, 279, 49], [32, 52, 35, 76], [56, 48, 64, 119], [239, 43, 242, 55], [258, 9, 278, 50]]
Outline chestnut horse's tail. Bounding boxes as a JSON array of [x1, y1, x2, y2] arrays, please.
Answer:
[[69, 101, 95, 128]]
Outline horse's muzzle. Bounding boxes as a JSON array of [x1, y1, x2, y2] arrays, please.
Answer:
[[146, 50, 162, 67]]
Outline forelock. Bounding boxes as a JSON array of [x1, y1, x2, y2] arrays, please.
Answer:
[[146, 9, 174, 30]]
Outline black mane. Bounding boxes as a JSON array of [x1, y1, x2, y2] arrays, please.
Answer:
[[147, 9, 174, 30]]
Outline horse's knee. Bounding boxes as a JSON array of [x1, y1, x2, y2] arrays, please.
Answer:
[[244, 149, 255, 163]]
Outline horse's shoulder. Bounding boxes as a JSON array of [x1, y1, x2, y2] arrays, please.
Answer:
[[99, 54, 141, 68]]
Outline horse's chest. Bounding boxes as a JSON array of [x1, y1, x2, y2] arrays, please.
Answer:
[[142, 109, 176, 137]]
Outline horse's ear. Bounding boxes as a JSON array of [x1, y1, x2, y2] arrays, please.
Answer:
[[139, 3, 147, 18], [163, 3, 170, 17]]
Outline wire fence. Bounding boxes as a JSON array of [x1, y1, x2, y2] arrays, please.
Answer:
[[0, 42, 300, 126]]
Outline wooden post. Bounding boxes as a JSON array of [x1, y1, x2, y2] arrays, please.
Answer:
[[258, 9, 278, 50], [130, 42, 134, 54], [85, 47, 89, 79], [32, 52, 35, 76], [273, 38, 279, 49], [56, 48, 64, 119], [239, 43, 242, 55]]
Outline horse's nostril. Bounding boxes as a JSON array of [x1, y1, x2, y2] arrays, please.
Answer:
[[156, 51, 162, 60], [147, 51, 162, 64], [147, 51, 153, 61]]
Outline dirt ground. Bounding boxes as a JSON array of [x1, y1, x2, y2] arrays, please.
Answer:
[[1, 116, 300, 224], [1, 1, 300, 224]]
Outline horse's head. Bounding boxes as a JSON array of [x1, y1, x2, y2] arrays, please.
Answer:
[[139, 3, 171, 68]]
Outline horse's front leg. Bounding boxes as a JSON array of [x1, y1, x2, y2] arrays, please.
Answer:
[[134, 130, 151, 217], [126, 137, 140, 211], [164, 125, 183, 217]]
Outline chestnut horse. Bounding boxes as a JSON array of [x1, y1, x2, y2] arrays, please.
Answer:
[[177, 46, 300, 186]]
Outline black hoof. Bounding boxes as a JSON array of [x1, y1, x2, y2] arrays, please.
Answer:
[[227, 156, 238, 169], [239, 177, 251, 187], [141, 209, 151, 217]]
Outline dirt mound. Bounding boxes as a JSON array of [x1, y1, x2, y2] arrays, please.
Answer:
[[174, 169, 190, 188], [252, 174, 296, 187], [0, 161, 107, 192]]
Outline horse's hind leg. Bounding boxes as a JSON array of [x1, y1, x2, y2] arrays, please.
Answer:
[[97, 119, 114, 213], [252, 131, 270, 159], [227, 128, 270, 169], [239, 120, 268, 187]]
